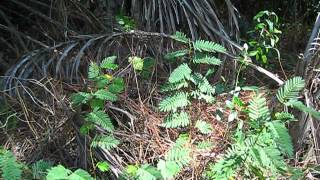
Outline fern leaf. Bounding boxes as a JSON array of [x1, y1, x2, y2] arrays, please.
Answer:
[[88, 62, 100, 79], [194, 40, 226, 53], [46, 165, 72, 180], [108, 77, 125, 94], [286, 100, 320, 119], [31, 160, 53, 179], [68, 169, 94, 180], [266, 121, 293, 157], [252, 146, 285, 174], [164, 49, 189, 60], [94, 89, 118, 102], [276, 77, 305, 103], [248, 95, 270, 122], [162, 111, 190, 128], [168, 64, 192, 83], [172, 31, 190, 44], [274, 112, 295, 121], [193, 54, 221, 65], [197, 140, 214, 150], [159, 92, 189, 112], [0, 150, 22, 180], [157, 160, 180, 179], [71, 92, 92, 106], [85, 109, 114, 132], [195, 120, 213, 134], [100, 56, 118, 70], [190, 73, 215, 95], [136, 164, 162, 180], [160, 80, 189, 92], [91, 135, 120, 150], [165, 137, 192, 168], [191, 90, 215, 103]]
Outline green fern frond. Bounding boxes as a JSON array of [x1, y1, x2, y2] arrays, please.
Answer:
[[108, 77, 125, 94], [165, 139, 191, 168], [248, 95, 270, 122], [286, 100, 320, 119], [0, 150, 22, 180], [193, 54, 221, 65], [85, 109, 114, 132], [159, 92, 189, 112], [191, 90, 215, 103], [274, 112, 295, 121], [91, 135, 120, 150], [252, 146, 285, 174], [172, 31, 190, 44], [94, 89, 118, 102], [31, 160, 53, 179], [195, 120, 213, 134], [197, 140, 214, 150], [46, 165, 71, 180], [160, 81, 189, 92], [276, 77, 305, 103], [68, 169, 94, 180], [157, 160, 180, 179], [100, 56, 118, 70], [267, 121, 293, 157], [164, 50, 189, 60], [88, 62, 100, 79], [194, 40, 226, 53], [46, 165, 94, 180], [190, 73, 215, 94], [168, 64, 192, 83], [136, 164, 162, 180], [71, 92, 92, 106], [162, 111, 190, 128]]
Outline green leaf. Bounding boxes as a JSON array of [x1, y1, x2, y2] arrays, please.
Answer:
[[159, 92, 189, 112], [276, 77, 305, 103], [88, 62, 100, 79], [85, 110, 114, 132], [96, 161, 110, 172], [164, 49, 189, 60], [31, 160, 53, 179], [286, 100, 320, 119], [274, 112, 295, 121], [89, 99, 105, 110], [46, 165, 71, 180], [100, 56, 118, 70], [172, 31, 190, 44], [197, 140, 214, 150], [71, 92, 92, 106], [126, 165, 139, 176], [162, 111, 190, 128], [168, 63, 192, 83], [108, 78, 125, 94], [0, 150, 22, 180], [136, 164, 162, 180], [68, 169, 94, 180], [248, 95, 270, 122], [94, 89, 118, 102], [195, 120, 213, 134], [129, 56, 144, 71], [193, 54, 221, 65], [157, 160, 180, 179], [91, 135, 120, 150], [194, 40, 226, 53], [267, 121, 293, 157]]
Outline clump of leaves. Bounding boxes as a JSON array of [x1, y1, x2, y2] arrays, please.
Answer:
[[71, 56, 125, 151], [247, 10, 282, 65], [206, 77, 311, 179]]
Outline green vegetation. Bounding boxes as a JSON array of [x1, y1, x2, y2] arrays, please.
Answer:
[[0, 1, 320, 180]]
